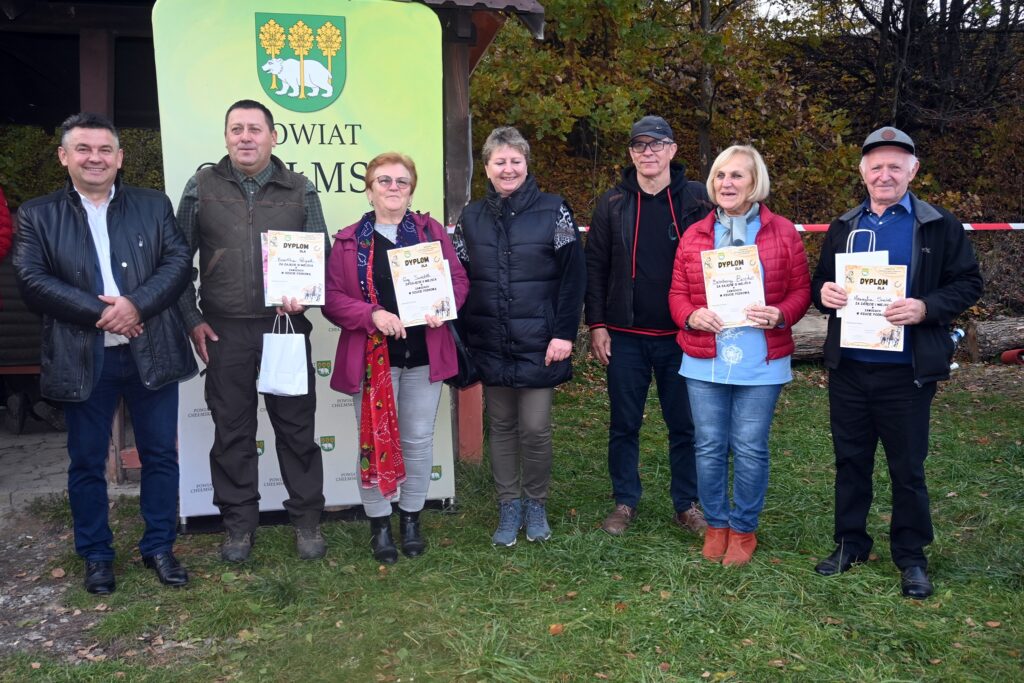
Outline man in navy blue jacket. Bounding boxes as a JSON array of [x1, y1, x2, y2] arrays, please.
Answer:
[[811, 127, 982, 598], [14, 113, 196, 594]]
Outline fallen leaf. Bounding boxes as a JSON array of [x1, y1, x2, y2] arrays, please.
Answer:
[[868, 553, 879, 561], [614, 602, 628, 612], [929, 658, 942, 665], [979, 492, 989, 498], [641, 584, 652, 593], [659, 662, 670, 672], [94, 603, 110, 612], [624, 652, 637, 660], [549, 623, 564, 636], [612, 574, 623, 581], [31, 663, 41, 669], [770, 558, 782, 564], [985, 621, 1001, 628], [965, 617, 977, 627], [702, 672, 711, 679], [741, 638, 754, 646], [594, 674, 609, 680], [768, 659, 787, 667], [946, 491, 958, 498], [569, 508, 578, 517], [659, 590, 671, 600], [51, 568, 66, 578], [823, 616, 843, 625], [335, 621, 343, 628], [952, 642, 963, 649]]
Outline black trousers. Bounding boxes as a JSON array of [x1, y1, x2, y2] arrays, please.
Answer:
[[828, 359, 937, 569], [205, 315, 324, 532]]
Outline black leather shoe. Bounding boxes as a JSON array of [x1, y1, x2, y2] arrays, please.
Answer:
[[369, 515, 398, 565], [84, 560, 116, 595], [143, 552, 189, 587], [900, 566, 933, 599], [399, 510, 427, 558], [815, 546, 869, 576]]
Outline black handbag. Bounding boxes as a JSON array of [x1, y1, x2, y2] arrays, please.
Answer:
[[445, 319, 480, 389]]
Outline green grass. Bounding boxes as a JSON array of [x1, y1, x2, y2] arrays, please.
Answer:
[[4, 362, 1022, 682]]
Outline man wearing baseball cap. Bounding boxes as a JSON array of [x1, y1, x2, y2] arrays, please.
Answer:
[[585, 115, 711, 537], [810, 127, 982, 598]]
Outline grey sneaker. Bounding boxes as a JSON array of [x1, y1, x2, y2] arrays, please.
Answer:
[[524, 499, 552, 542], [220, 530, 254, 563], [295, 525, 326, 560], [491, 499, 523, 547]]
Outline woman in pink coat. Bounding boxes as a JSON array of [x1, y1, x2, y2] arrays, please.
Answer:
[[669, 145, 810, 566], [324, 152, 469, 564]]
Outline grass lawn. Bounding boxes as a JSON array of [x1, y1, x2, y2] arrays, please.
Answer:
[[3, 362, 1022, 682]]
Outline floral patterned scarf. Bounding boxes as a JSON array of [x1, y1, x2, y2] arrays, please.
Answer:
[[355, 210, 419, 498]]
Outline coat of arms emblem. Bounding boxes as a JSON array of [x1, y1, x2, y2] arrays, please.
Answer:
[[256, 13, 346, 113], [256, 440, 265, 457], [320, 435, 336, 452], [316, 360, 332, 377]]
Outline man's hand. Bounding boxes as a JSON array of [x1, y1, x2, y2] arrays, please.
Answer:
[[276, 296, 305, 315], [590, 327, 612, 366], [190, 322, 220, 364], [820, 282, 848, 310], [885, 298, 927, 326], [97, 295, 141, 336], [372, 309, 406, 339], [545, 338, 573, 366]]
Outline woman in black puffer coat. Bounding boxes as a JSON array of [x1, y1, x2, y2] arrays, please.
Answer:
[[452, 126, 586, 548]]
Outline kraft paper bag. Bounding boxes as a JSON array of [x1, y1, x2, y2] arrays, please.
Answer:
[[257, 314, 308, 396]]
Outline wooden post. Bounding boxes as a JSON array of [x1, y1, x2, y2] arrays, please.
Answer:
[[79, 29, 114, 117]]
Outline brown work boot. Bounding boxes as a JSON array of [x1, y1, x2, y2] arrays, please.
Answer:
[[672, 502, 708, 535], [601, 503, 637, 536]]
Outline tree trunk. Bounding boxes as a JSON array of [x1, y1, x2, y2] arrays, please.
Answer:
[[966, 316, 1024, 361], [792, 309, 829, 361]]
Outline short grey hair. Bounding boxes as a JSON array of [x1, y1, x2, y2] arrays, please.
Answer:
[[481, 126, 530, 165]]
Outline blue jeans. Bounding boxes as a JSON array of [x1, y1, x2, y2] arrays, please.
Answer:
[[63, 345, 180, 561], [685, 378, 782, 533], [607, 332, 697, 511]]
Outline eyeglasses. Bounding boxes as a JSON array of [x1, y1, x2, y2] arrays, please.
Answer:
[[629, 140, 672, 153], [372, 175, 412, 190]]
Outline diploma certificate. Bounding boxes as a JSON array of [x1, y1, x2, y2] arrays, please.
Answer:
[[839, 264, 908, 351], [701, 245, 765, 328], [387, 241, 457, 326], [263, 230, 325, 306], [835, 250, 888, 318]]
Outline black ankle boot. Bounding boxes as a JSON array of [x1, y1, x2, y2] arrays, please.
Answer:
[[399, 509, 427, 558], [369, 515, 398, 564]]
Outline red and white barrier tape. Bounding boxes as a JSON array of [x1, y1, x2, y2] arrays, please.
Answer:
[[450, 224, 1024, 233]]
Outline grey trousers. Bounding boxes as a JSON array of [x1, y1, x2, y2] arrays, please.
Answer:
[[484, 386, 554, 503], [353, 365, 442, 518]]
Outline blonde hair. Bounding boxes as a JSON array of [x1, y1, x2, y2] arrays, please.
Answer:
[[366, 152, 418, 193], [706, 145, 771, 206]]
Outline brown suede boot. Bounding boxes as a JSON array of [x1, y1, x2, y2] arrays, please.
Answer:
[[702, 527, 730, 562], [722, 530, 757, 566]]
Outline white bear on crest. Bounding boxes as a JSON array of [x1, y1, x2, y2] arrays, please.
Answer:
[[262, 58, 333, 98]]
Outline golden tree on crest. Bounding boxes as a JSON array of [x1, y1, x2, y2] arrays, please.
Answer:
[[316, 22, 342, 71], [258, 20, 286, 90], [288, 20, 314, 99]]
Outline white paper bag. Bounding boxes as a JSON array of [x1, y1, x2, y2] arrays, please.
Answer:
[[836, 229, 888, 318], [257, 314, 309, 396]]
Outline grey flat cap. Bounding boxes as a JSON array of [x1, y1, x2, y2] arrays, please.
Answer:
[[862, 126, 915, 155], [630, 116, 674, 142]]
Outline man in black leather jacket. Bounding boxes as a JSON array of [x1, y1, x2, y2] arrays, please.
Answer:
[[14, 113, 196, 595]]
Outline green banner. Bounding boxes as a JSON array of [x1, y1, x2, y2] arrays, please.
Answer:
[[153, 0, 443, 226]]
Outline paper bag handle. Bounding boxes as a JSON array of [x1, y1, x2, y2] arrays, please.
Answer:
[[272, 313, 296, 335], [845, 228, 876, 253]]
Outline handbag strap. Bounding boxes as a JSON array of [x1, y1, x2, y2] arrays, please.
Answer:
[[272, 313, 296, 334], [845, 228, 876, 253]]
